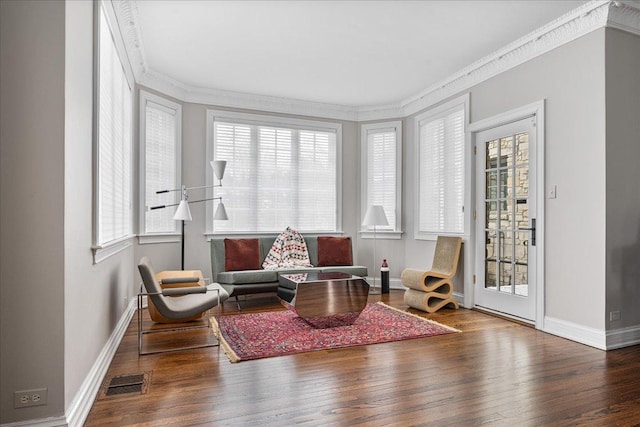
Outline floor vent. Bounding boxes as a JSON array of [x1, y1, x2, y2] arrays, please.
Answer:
[[99, 372, 151, 399]]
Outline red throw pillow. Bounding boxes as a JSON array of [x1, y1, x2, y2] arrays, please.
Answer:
[[317, 236, 353, 267], [224, 238, 261, 271]]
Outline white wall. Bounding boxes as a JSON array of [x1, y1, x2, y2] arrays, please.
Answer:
[[604, 28, 640, 330], [469, 29, 607, 330], [398, 29, 608, 325], [0, 0, 66, 422], [64, 0, 137, 416]]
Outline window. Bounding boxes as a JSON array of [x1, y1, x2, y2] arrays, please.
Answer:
[[139, 91, 182, 242], [206, 110, 342, 234], [94, 3, 133, 261], [360, 121, 402, 238], [415, 95, 468, 239]]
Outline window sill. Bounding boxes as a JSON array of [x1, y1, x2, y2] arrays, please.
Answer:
[[359, 230, 403, 240], [93, 235, 135, 264], [205, 231, 345, 240], [138, 234, 181, 245], [414, 232, 468, 241]]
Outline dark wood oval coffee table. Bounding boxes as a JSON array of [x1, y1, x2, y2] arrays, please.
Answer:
[[277, 272, 370, 328]]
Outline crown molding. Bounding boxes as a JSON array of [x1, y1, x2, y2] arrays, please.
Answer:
[[356, 103, 406, 122], [400, 0, 614, 117], [111, 0, 146, 80], [117, 0, 640, 122], [138, 69, 189, 100], [185, 86, 361, 122], [608, 0, 640, 36]]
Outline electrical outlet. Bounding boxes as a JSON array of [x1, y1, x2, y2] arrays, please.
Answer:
[[610, 311, 621, 321], [14, 388, 47, 408]]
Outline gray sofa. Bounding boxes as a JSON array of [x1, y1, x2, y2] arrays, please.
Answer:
[[210, 236, 368, 303]]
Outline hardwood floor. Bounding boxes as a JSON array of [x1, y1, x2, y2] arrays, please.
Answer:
[[85, 290, 640, 426]]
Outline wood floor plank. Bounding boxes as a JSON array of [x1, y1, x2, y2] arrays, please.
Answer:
[[84, 291, 640, 426]]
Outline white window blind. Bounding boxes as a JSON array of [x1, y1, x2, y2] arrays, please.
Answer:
[[418, 107, 465, 235], [365, 127, 397, 231], [97, 7, 132, 245], [141, 93, 181, 235], [212, 119, 338, 233]]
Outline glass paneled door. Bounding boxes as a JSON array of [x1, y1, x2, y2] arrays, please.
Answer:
[[475, 117, 537, 322]]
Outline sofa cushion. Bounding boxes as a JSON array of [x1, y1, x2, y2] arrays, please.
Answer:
[[216, 269, 278, 285], [224, 238, 261, 272], [317, 236, 353, 267]]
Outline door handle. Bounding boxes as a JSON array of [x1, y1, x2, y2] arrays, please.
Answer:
[[518, 218, 536, 246]]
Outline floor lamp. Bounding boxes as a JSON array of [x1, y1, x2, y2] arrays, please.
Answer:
[[362, 205, 389, 295], [151, 160, 228, 270]]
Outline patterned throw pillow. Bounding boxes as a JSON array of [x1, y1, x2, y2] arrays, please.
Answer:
[[262, 227, 313, 270]]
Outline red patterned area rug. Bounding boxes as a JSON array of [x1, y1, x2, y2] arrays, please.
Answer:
[[210, 302, 460, 363]]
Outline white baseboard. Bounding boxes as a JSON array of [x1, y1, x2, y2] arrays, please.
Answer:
[[606, 324, 640, 349], [0, 416, 67, 427], [542, 316, 640, 350], [0, 297, 134, 427], [543, 316, 607, 350], [64, 298, 137, 427], [365, 277, 403, 290], [452, 292, 468, 308], [389, 278, 403, 289]]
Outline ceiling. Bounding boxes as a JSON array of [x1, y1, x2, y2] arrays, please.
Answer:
[[132, 0, 588, 108]]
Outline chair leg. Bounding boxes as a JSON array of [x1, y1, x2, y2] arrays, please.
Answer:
[[235, 295, 242, 310], [138, 299, 220, 356], [138, 294, 143, 355]]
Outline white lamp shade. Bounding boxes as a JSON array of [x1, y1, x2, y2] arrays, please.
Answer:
[[173, 200, 193, 221], [211, 160, 227, 180], [362, 205, 389, 227], [214, 202, 228, 220]]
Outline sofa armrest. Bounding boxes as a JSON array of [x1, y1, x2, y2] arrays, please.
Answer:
[[210, 238, 227, 282]]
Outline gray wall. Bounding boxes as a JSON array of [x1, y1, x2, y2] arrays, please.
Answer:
[[64, 0, 137, 412], [469, 29, 607, 329], [1, 1, 138, 423], [605, 28, 640, 330], [1, 0, 66, 422], [401, 30, 608, 320]]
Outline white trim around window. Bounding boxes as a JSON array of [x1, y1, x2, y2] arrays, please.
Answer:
[[414, 93, 470, 241], [138, 90, 183, 244], [360, 121, 403, 240], [92, 1, 135, 263], [205, 109, 343, 236]]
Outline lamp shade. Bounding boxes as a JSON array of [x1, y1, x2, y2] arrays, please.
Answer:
[[214, 202, 228, 220], [211, 160, 227, 180], [362, 205, 389, 227], [173, 200, 193, 221]]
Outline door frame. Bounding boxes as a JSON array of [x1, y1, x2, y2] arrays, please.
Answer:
[[466, 100, 546, 329]]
